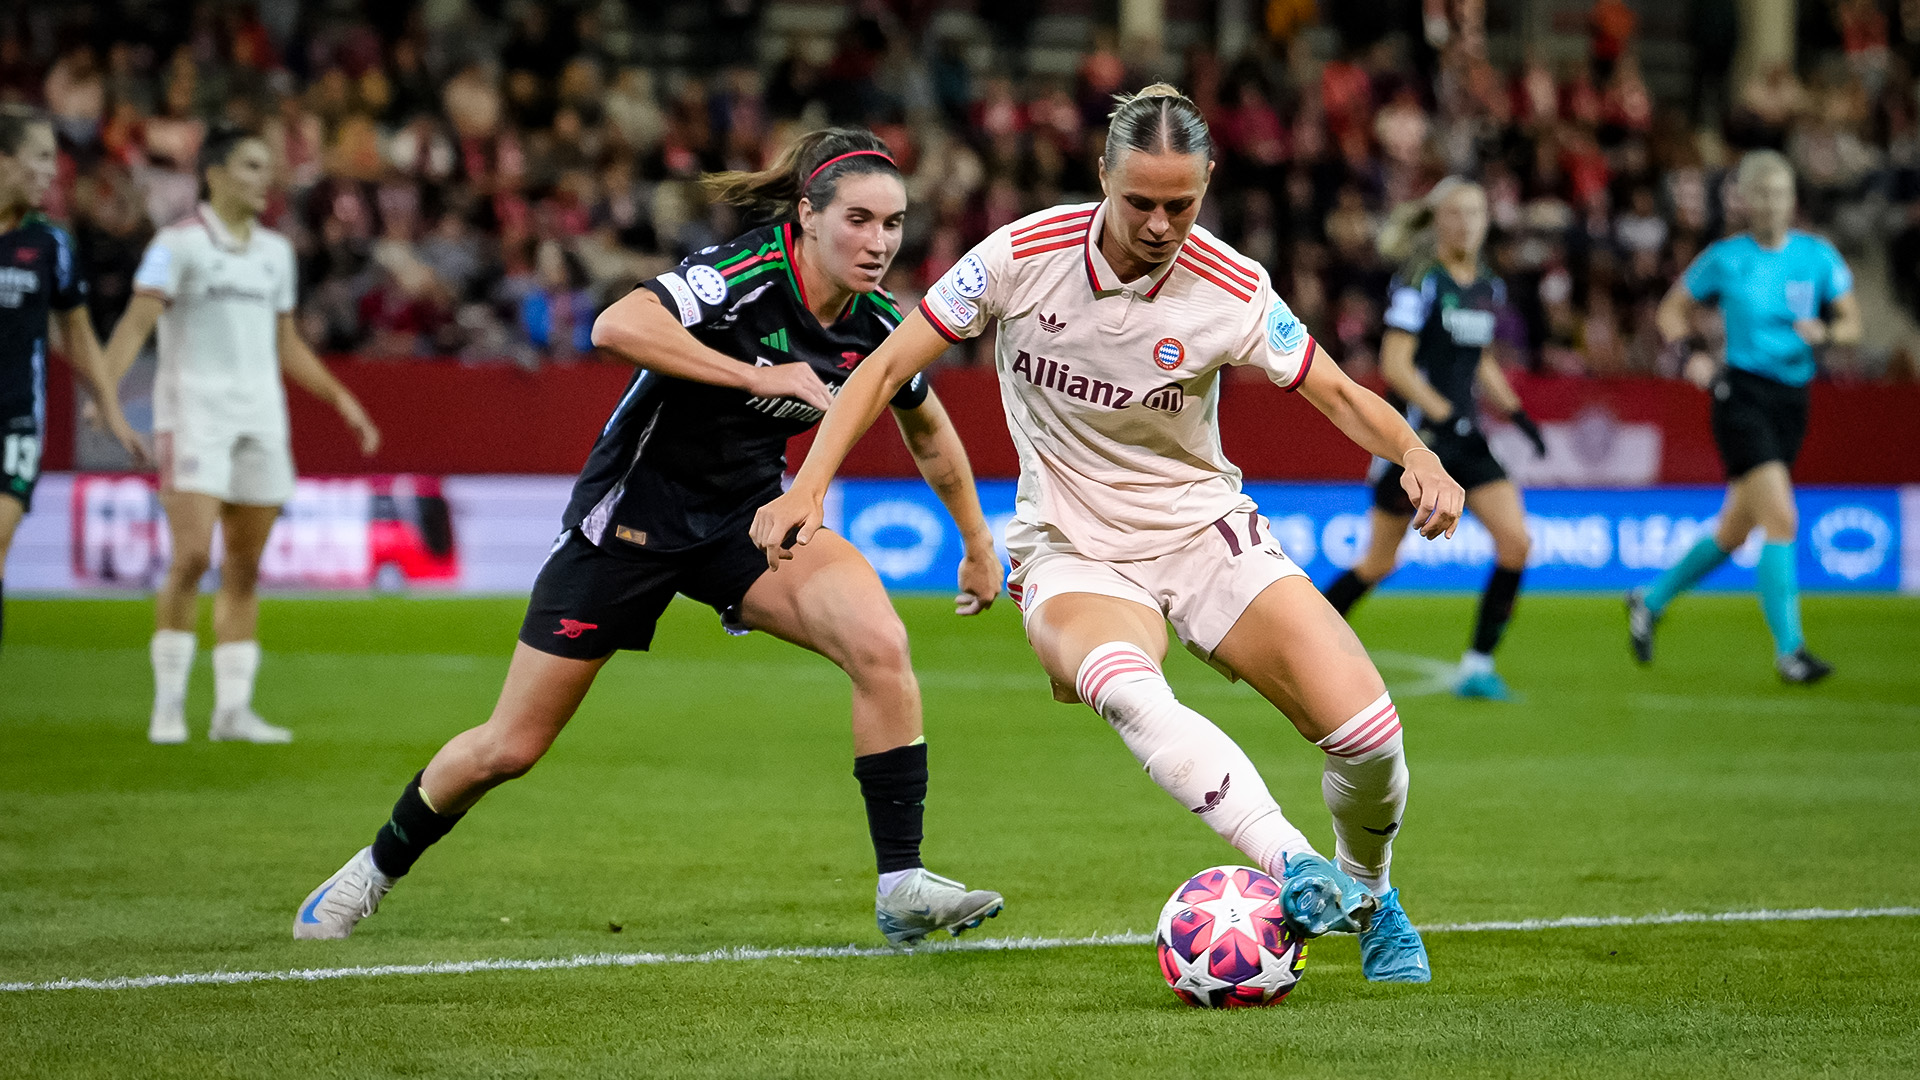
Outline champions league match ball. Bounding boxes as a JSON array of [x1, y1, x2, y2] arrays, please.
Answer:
[[1155, 866, 1308, 1008]]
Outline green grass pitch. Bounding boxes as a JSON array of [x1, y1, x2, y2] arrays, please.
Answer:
[[2, 591, 1917, 1078]]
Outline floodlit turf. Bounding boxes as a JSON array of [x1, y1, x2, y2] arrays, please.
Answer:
[[1, 591, 1917, 1078]]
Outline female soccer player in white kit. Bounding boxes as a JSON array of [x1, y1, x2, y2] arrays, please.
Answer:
[[104, 127, 381, 743], [756, 86, 1464, 983]]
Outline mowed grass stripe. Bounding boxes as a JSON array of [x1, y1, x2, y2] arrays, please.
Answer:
[[10, 906, 1917, 994]]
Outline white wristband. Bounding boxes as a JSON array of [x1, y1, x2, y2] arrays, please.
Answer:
[[1402, 446, 1439, 467]]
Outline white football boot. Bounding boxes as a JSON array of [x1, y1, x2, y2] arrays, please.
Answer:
[[148, 706, 188, 745], [875, 868, 1004, 946], [294, 846, 393, 940], [210, 707, 293, 743]]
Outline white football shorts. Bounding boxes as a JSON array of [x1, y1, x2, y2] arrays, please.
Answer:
[[157, 428, 296, 506], [1004, 501, 1308, 657]]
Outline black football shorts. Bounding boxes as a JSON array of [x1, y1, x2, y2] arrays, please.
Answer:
[[518, 527, 770, 660], [1371, 416, 1510, 516], [1711, 367, 1809, 480]]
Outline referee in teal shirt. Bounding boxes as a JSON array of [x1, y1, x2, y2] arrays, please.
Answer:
[[1628, 150, 1860, 683]]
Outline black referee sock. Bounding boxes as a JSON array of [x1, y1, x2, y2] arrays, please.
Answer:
[[1472, 566, 1525, 655], [370, 771, 466, 879], [854, 741, 928, 874], [1323, 570, 1373, 616]]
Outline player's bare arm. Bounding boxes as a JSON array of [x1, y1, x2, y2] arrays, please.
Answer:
[[591, 288, 835, 414], [1379, 328, 1455, 422], [1297, 341, 1464, 539], [1476, 348, 1546, 457], [890, 388, 1000, 614], [53, 303, 148, 466], [276, 314, 379, 457], [100, 292, 164, 385], [751, 311, 949, 560], [1656, 281, 1719, 388]]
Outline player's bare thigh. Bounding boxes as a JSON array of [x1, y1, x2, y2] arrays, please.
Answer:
[[1355, 507, 1414, 581], [1464, 479, 1530, 568], [1024, 591, 1169, 703], [739, 528, 920, 753], [1718, 461, 1795, 547], [157, 489, 223, 572], [738, 528, 908, 666], [0, 493, 23, 563], [1210, 575, 1387, 742]]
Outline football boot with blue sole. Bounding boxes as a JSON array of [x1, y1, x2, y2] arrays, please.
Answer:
[[875, 868, 1004, 947], [1453, 669, 1512, 701], [1279, 853, 1377, 937], [1358, 888, 1432, 982], [294, 846, 393, 940]]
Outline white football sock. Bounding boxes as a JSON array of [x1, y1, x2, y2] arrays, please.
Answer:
[[1459, 650, 1494, 676], [876, 868, 915, 898], [1076, 643, 1315, 878], [1316, 691, 1408, 894], [150, 630, 196, 714], [212, 641, 261, 714]]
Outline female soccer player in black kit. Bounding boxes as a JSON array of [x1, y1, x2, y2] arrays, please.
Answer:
[[0, 105, 145, 648], [296, 129, 1007, 945], [1321, 178, 1546, 700]]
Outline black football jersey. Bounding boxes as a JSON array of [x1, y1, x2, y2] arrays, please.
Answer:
[[0, 213, 87, 425], [1381, 261, 1504, 424], [562, 222, 929, 553]]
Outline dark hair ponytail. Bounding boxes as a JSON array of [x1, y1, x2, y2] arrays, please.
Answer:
[[0, 104, 50, 155], [1102, 83, 1213, 171], [701, 127, 899, 221]]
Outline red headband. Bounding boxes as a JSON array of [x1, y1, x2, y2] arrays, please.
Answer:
[[806, 150, 896, 186]]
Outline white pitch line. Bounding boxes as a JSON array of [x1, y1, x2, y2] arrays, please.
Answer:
[[5, 906, 1916, 994]]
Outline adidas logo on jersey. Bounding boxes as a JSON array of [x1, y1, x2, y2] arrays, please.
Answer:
[[1011, 350, 1136, 409], [759, 328, 789, 352], [1038, 312, 1066, 333]]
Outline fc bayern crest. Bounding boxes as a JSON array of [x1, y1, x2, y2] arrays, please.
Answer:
[[1153, 337, 1185, 371], [952, 253, 989, 298]]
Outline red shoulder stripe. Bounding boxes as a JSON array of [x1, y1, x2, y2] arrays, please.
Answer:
[[1176, 257, 1254, 302], [1010, 221, 1092, 247], [1186, 235, 1260, 285], [1013, 234, 1088, 259], [1011, 208, 1095, 240], [1182, 241, 1258, 288]]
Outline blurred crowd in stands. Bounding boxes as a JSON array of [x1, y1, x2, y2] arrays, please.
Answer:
[[16, 0, 1920, 379]]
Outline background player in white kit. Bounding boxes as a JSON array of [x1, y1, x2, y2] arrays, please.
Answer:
[[104, 127, 380, 744], [757, 86, 1464, 983]]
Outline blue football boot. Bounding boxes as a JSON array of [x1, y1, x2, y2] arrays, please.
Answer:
[[1453, 668, 1512, 700], [1358, 888, 1431, 983], [1279, 853, 1378, 938]]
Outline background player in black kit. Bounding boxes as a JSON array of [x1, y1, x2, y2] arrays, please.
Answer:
[[0, 105, 145, 648], [296, 128, 1008, 945], [1321, 179, 1547, 700]]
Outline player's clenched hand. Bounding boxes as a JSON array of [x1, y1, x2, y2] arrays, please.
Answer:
[[746, 362, 836, 415], [751, 488, 824, 571], [1401, 447, 1465, 540], [954, 533, 1002, 615]]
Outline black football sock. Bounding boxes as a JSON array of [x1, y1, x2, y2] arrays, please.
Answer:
[[370, 771, 466, 878], [1323, 569, 1373, 616], [1471, 566, 1525, 655], [854, 741, 928, 874]]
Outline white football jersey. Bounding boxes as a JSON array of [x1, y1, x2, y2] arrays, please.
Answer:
[[919, 201, 1316, 560], [133, 205, 296, 438]]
